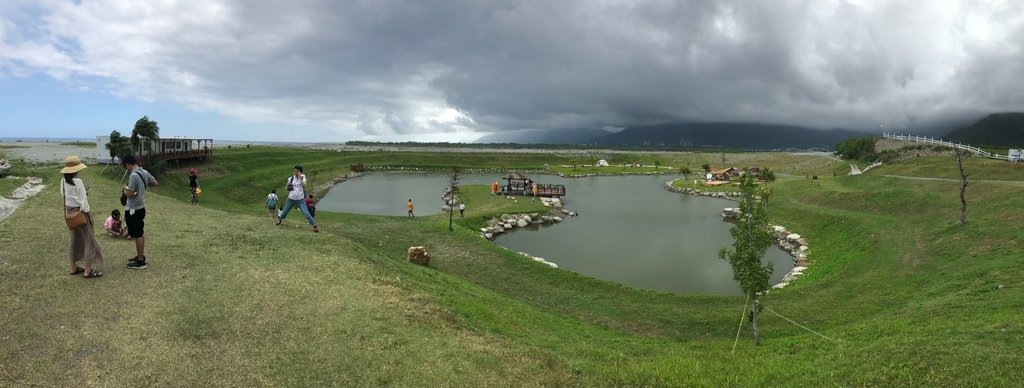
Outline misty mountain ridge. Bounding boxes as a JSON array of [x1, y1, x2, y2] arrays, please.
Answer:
[[475, 122, 874, 150], [944, 112, 1024, 147], [474, 128, 614, 144]]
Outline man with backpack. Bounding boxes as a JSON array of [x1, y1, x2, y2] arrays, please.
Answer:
[[121, 155, 158, 270], [275, 165, 319, 233]]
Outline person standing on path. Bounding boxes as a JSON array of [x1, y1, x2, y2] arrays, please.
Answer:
[[407, 198, 415, 218], [276, 165, 319, 233], [266, 189, 279, 219], [531, 183, 538, 201], [459, 202, 465, 217], [188, 168, 199, 205], [61, 156, 105, 278], [122, 155, 159, 270]]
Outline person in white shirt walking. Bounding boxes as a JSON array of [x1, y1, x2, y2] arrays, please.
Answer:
[[60, 155, 104, 278], [275, 165, 319, 233]]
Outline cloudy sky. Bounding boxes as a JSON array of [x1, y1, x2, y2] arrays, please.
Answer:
[[1, 0, 1021, 142]]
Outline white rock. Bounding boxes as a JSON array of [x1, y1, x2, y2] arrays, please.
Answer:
[[772, 282, 789, 289], [786, 233, 801, 241], [522, 215, 532, 223], [532, 257, 545, 262], [552, 217, 562, 222], [792, 266, 807, 273], [517, 219, 528, 227], [480, 228, 488, 232], [799, 246, 808, 252], [545, 262, 558, 268], [773, 225, 786, 232], [568, 212, 577, 217], [484, 233, 493, 239]]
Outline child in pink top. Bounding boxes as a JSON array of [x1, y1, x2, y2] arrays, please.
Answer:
[[105, 209, 127, 238]]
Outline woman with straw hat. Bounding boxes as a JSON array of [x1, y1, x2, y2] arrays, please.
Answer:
[[61, 155, 104, 278]]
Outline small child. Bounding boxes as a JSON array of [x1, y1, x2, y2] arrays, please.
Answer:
[[305, 194, 317, 218], [105, 209, 127, 238]]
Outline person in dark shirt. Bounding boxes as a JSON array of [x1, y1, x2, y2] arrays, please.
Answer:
[[188, 168, 199, 205]]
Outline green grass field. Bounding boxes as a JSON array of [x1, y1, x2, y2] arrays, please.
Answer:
[[1, 147, 1021, 385]]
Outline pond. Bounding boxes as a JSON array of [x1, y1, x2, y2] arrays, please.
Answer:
[[318, 173, 793, 295]]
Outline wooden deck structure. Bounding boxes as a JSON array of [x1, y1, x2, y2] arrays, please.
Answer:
[[498, 172, 566, 197]]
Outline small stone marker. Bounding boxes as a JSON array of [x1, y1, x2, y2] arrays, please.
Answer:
[[407, 246, 430, 266]]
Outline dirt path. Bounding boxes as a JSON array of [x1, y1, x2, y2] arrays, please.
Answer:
[[0, 177, 46, 223], [874, 174, 1024, 185]]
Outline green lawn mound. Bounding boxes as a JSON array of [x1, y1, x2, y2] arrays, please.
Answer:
[[0, 147, 1021, 385]]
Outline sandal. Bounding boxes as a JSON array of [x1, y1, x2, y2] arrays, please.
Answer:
[[313, 226, 319, 233], [275, 219, 283, 226], [69, 267, 85, 275], [83, 270, 103, 279]]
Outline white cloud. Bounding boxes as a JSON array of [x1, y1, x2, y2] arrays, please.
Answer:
[[0, 0, 1022, 140]]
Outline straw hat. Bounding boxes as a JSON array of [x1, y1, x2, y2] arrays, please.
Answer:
[[60, 155, 88, 174]]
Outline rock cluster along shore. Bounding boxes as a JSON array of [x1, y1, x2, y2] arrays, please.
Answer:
[[480, 196, 574, 231], [517, 251, 559, 268], [663, 181, 741, 200]]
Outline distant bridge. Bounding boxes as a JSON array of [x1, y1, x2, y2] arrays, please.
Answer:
[[882, 133, 1005, 160]]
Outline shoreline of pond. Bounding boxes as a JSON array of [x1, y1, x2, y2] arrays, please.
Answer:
[[664, 179, 809, 290], [317, 170, 803, 292]]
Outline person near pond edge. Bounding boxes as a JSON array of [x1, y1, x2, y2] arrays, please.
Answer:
[[491, 181, 499, 194], [459, 202, 465, 217], [122, 154, 159, 270], [61, 155, 105, 278], [276, 165, 319, 233], [531, 182, 538, 201], [188, 167, 199, 205], [266, 189, 279, 219], [407, 198, 414, 218], [104, 209, 128, 238]]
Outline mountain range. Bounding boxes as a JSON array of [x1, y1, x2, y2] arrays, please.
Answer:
[[943, 113, 1024, 147], [475, 123, 871, 150]]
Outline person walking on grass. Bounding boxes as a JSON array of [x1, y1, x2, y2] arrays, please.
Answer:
[[459, 202, 465, 217], [276, 165, 319, 233], [407, 198, 414, 218], [61, 156, 105, 278], [188, 167, 199, 205], [122, 154, 159, 270], [266, 189, 279, 219]]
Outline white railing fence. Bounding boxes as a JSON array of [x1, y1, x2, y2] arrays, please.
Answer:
[[882, 133, 1005, 160]]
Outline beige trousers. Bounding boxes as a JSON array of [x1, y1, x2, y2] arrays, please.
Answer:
[[67, 207, 104, 269]]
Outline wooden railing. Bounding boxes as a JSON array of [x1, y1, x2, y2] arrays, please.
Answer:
[[882, 133, 1005, 160]]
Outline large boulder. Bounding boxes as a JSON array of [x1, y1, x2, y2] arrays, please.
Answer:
[[407, 246, 430, 266], [517, 219, 529, 227]]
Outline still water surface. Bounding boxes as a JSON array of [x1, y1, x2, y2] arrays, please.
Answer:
[[319, 173, 792, 295]]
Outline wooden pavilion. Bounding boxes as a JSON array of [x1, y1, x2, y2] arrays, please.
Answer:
[[500, 172, 566, 197]]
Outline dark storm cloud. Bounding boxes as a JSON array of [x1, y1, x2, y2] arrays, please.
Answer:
[[1, 0, 1022, 139]]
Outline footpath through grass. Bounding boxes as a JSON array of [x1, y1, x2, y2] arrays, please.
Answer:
[[1, 147, 1022, 385]]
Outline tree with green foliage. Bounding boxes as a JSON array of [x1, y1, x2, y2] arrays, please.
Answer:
[[679, 166, 692, 179], [719, 173, 774, 345], [835, 137, 877, 162], [701, 163, 711, 172], [105, 130, 132, 163], [131, 116, 160, 154], [761, 168, 776, 184], [654, 160, 661, 171], [446, 167, 461, 231]]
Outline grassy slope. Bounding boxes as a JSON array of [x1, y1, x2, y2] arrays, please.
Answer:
[[1, 147, 1022, 386]]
